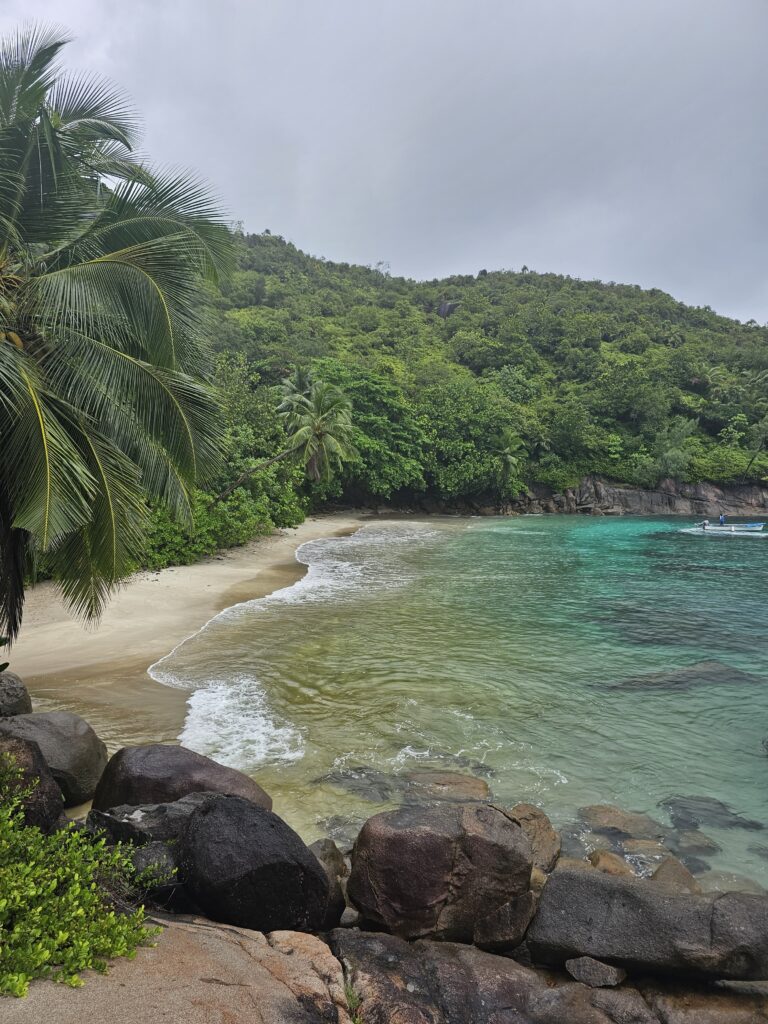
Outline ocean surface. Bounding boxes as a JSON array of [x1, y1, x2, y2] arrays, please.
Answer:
[[149, 516, 768, 883]]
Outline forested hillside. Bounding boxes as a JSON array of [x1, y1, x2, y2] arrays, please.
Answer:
[[205, 231, 768, 506]]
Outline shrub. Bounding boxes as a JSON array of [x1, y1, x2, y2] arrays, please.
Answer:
[[0, 755, 156, 997]]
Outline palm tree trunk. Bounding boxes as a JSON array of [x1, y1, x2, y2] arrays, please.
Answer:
[[741, 439, 765, 484], [212, 447, 297, 503]]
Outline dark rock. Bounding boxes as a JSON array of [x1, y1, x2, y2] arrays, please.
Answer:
[[180, 794, 328, 933], [330, 929, 660, 1023], [129, 842, 201, 914], [473, 891, 537, 952], [0, 735, 63, 831], [509, 801, 561, 872], [607, 660, 761, 692], [309, 837, 347, 930], [678, 853, 711, 875], [402, 769, 491, 803], [87, 791, 215, 845], [339, 906, 361, 928], [0, 710, 107, 805], [92, 743, 271, 811], [527, 868, 768, 980], [130, 840, 177, 882], [579, 803, 667, 841], [314, 764, 401, 802], [0, 671, 32, 716], [660, 795, 764, 832], [347, 802, 532, 941], [651, 856, 702, 894], [668, 829, 721, 857], [565, 956, 627, 988]]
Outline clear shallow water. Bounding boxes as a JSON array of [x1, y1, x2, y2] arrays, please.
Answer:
[[149, 516, 768, 882]]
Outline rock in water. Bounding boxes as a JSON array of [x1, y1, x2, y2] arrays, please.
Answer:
[[403, 769, 491, 803], [660, 794, 764, 832], [180, 794, 329, 932], [578, 803, 667, 841], [527, 868, 768, 980], [347, 802, 532, 941], [91, 743, 272, 811], [0, 711, 107, 805], [0, 671, 32, 716], [651, 855, 702, 894], [509, 802, 561, 872], [0, 735, 63, 831]]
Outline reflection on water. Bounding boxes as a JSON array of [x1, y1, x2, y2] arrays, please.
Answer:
[[149, 516, 768, 882]]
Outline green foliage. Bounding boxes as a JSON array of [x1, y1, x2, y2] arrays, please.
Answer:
[[0, 755, 155, 997], [200, 231, 767, 508], [0, 25, 234, 639]]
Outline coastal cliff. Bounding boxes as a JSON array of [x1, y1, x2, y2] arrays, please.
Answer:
[[490, 477, 768, 517]]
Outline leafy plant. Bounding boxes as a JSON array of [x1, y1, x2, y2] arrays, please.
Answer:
[[0, 24, 233, 640], [0, 754, 156, 997]]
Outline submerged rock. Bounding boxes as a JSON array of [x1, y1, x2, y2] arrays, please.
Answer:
[[588, 849, 636, 876], [579, 803, 667, 841], [403, 769, 491, 803], [0, 671, 32, 716], [180, 794, 329, 933], [651, 856, 702, 894], [0, 735, 63, 832], [314, 764, 401, 802], [606, 660, 761, 692], [527, 868, 768, 980], [348, 802, 532, 941], [660, 795, 764, 832], [92, 743, 272, 811], [0, 710, 107, 805]]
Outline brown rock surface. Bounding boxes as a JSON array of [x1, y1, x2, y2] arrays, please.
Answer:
[[403, 769, 491, 803], [509, 801, 561, 872], [589, 849, 637, 876], [348, 802, 532, 940], [6, 917, 352, 1024], [92, 743, 271, 811], [652, 855, 703, 894], [579, 803, 667, 841]]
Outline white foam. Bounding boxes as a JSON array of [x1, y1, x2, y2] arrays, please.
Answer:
[[178, 676, 305, 769]]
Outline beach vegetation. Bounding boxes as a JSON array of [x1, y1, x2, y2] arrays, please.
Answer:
[[0, 754, 155, 997], [0, 24, 234, 639]]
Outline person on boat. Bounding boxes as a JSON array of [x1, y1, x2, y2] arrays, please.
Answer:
[[719, 513, 726, 525]]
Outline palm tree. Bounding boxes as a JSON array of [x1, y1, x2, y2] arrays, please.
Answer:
[[215, 374, 357, 501], [0, 25, 233, 640], [491, 431, 526, 494]]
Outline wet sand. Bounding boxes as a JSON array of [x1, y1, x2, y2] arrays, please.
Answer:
[[5, 513, 369, 751]]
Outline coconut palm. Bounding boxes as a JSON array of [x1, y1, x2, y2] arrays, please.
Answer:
[[215, 374, 357, 501], [492, 431, 526, 493], [0, 24, 233, 640]]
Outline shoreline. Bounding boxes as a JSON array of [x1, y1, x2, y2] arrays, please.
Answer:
[[6, 512, 371, 751]]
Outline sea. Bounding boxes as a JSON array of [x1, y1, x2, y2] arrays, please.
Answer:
[[148, 515, 768, 884]]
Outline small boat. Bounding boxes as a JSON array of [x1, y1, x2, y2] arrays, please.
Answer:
[[697, 521, 765, 532], [682, 520, 767, 536]]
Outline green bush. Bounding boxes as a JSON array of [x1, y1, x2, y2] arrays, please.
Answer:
[[0, 755, 155, 997]]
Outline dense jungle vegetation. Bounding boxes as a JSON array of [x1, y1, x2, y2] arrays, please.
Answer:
[[157, 229, 768, 567]]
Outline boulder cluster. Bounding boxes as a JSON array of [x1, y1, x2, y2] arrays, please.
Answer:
[[2, 669, 768, 1022]]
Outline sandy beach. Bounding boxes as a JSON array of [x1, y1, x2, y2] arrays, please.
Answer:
[[5, 513, 369, 752]]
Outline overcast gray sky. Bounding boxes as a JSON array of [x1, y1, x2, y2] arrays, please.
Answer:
[[3, 1, 767, 321]]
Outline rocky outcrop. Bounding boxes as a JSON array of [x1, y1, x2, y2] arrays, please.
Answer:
[[347, 802, 532, 940], [0, 671, 32, 716], [91, 743, 272, 811], [508, 802, 561, 872], [0, 735, 63, 832], [309, 837, 348, 930], [0, 710, 107, 805], [179, 794, 329, 933], [565, 956, 627, 988], [527, 869, 768, 980], [330, 928, 768, 1023], [10, 917, 353, 1024], [507, 476, 768, 517], [86, 792, 215, 845]]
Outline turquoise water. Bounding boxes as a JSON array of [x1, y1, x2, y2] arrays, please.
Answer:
[[150, 516, 768, 883]]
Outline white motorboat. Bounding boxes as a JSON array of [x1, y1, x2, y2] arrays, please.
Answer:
[[683, 520, 767, 536]]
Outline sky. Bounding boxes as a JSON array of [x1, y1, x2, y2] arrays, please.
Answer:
[[2, 0, 767, 322]]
